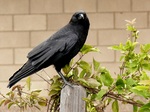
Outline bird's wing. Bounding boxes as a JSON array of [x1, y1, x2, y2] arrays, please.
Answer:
[[27, 38, 52, 60], [27, 33, 78, 68]]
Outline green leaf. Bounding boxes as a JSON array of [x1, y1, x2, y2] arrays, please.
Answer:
[[110, 45, 119, 50], [8, 102, 15, 109], [142, 62, 150, 71], [78, 60, 92, 75], [26, 76, 31, 90], [139, 80, 150, 86], [116, 78, 125, 88], [50, 80, 62, 91], [31, 90, 42, 97], [126, 78, 137, 88], [0, 99, 5, 106], [38, 100, 47, 106], [112, 100, 119, 112], [51, 75, 60, 83], [77, 78, 88, 86], [130, 86, 150, 98], [109, 44, 123, 51], [116, 78, 125, 93], [79, 70, 86, 78], [126, 24, 135, 31], [132, 86, 149, 91], [49, 90, 59, 96], [100, 68, 113, 87], [62, 64, 71, 74], [32, 89, 42, 93], [133, 105, 138, 112], [141, 44, 150, 53], [144, 44, 150, 52], [120, 55, 125, 61], [6, 91, 13, 96], [139, 103, 150, 112], [82, 97, 90, 103], [93, 58, 100, 71], [140, 71, 150, 80], [96, 89, 106, 100], [86, 78, 100, 88], [50, 85, 61, 91], [80, 44, 100, 55], [73, 67, 79, 77]]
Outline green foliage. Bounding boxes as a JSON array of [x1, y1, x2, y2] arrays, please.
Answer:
[[26, 77, 31, 90], [0, 85, 47, 111], [0, 19, 150, 112], [139, 103, 150, 112], [80, 44, 100, 55], [99, 68, 113, 87], [112, 100, 119, 112]]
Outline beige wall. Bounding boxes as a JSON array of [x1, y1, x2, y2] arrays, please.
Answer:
[[0, 0, 150, 111]]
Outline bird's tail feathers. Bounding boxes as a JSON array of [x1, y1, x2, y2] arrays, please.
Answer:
[[7, 61, 36, 88], [9, 63, 26, 81]]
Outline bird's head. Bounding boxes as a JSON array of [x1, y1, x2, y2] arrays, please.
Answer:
[[69, 11, 90, 29]]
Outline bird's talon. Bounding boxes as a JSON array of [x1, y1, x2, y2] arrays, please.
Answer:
[[62, 81, 73, 88]]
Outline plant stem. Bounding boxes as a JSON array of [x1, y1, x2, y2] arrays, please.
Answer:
[[36, 73, 51, 85], [107, 92, 143, 107], [47, 98, 52, 112]]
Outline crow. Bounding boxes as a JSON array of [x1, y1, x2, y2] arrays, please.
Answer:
[[7, 11, 90, 88]]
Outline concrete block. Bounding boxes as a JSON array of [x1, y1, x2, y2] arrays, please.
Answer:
[[14, 15, 46, 31]]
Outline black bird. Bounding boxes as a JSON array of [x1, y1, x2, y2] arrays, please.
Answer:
[[7, 11, 90, 88]]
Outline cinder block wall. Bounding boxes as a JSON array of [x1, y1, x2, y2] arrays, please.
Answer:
[[0, 0, 150, 111]]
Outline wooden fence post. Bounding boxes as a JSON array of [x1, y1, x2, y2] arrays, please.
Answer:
[[60, 85, 86, 112]]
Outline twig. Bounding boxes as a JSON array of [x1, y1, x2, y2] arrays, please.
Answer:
[[107, 92, 143, 107], [21, 91, 47, 102], [70, 54, 84, 71], [0, 92, 22, 108], [120, 62, 126, 75], [36, 73, 51, 85], [101, 84, 116, 101], [47, 98, 52, 112], [50, 99, 55, 112], [42, 69, 52, 80]]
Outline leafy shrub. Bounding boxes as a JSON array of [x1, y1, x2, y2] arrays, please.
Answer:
[[0, 19, 150, 112]]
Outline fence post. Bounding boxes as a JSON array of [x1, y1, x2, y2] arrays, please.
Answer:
[[60, 85, 86, 112]]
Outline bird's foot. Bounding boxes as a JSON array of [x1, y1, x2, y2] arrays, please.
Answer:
[[57, 71, 73, 88], [62, 80, 73, 88]]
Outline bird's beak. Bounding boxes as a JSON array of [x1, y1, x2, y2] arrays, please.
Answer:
[[78, 14, 84, 20]]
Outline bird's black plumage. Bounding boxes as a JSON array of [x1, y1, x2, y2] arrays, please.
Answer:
[[8, 11, 90, 88]]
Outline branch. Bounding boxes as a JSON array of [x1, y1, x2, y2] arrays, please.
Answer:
[[70, 54, 84, 70], [107, 92, 143, 107], [47, 98, 52, 112], [36, 73, 51, 85], [0, 92, 22, 108]]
